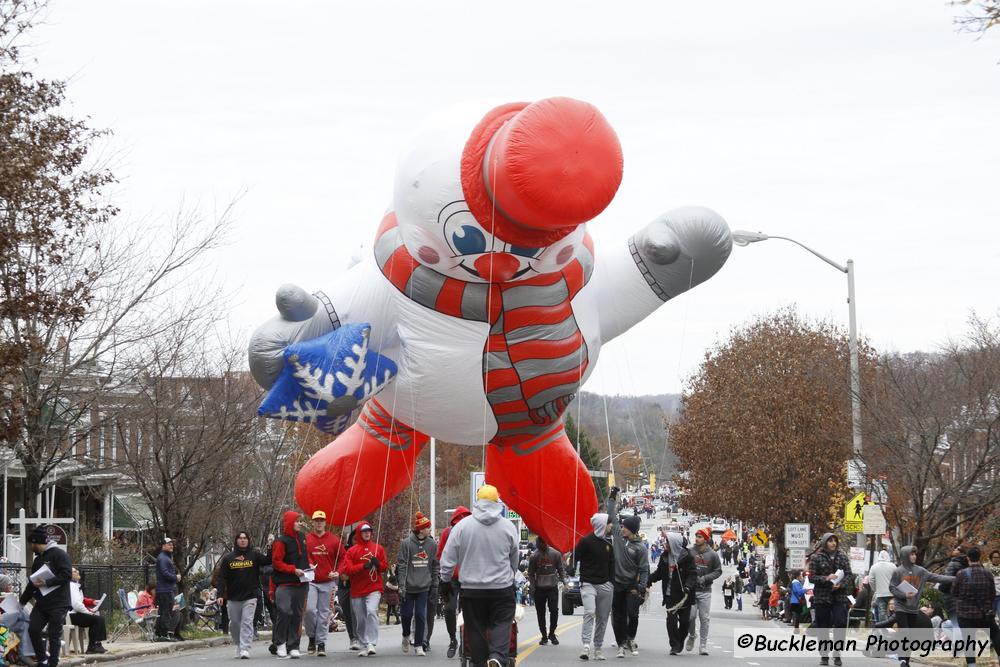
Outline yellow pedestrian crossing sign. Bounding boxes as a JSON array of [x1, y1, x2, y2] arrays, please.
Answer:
[[844, 491, 868, 533]]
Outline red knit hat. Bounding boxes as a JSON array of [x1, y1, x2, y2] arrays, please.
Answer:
[[696, 527, 712, 543], [460, 97, 623, 248], [414, 512, 431, 531]]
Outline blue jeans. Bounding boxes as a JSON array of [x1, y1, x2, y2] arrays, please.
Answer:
[[402, 591, 429, 647], [1, 609, 33, 658]]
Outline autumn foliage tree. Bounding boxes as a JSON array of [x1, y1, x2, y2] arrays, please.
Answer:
[[671, 309, 876, 578]]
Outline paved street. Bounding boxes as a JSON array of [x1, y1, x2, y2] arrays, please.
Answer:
[[114, 514, 891, 667]]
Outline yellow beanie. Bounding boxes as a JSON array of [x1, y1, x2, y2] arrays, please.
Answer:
[[476, 484, 500, 503]]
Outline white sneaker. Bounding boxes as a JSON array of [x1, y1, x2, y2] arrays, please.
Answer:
[[240, 650, 250, 659], [403, 637, 410, 653], [685, 635, 695, 652], [616, 646, 626, 659], [367, 644, 377, 656], [290, 649, 301, 659], [416, 646, 426, 656], [630, 644, 638, 657], [277, 644, 288, 659], [580, 644, 590, 660], [699, 644, 709, 656], [594, 648, 606, 661], [350, 641, 362, 651], [358, 646, 369, 657]]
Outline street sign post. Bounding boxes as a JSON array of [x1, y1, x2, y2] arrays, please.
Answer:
[[863, 505, 886, 535], [784, 523, 811, 550], [844, 491, 867, 533]]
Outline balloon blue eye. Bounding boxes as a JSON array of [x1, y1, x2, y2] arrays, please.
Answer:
[[510, 245, 540, 258], [452, 225, 487, 255]]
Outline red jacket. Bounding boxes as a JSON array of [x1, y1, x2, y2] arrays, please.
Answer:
[[436, 505, 471, 579], [307, 530, 348, 584], [344, 523, 388, 598], [271, 510, 309, 586]]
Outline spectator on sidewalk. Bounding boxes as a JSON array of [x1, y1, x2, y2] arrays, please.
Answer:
[[20, 526, 73, 667], [304, 511, 347, 657], [154, 536, 183, 642], [217, 531, 270, 659], [344, 521, 388, 657], [397, 512, 439, 656], [528, 535, 567, 646], [270, 511, 310, 659], [440, 484, 518, 667], [0, 574, 34, 663], [136, 583, 156, 618], [950, 547, 1000, 666], [69, 568, 108, 654]]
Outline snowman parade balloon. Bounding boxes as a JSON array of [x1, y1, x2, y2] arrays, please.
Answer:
[[249, 97, 732, 551]]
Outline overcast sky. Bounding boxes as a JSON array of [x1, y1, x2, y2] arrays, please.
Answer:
[[29, 1, 1000, 396]]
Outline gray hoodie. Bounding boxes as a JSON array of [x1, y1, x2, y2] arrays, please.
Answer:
[[690, 542, 723, 591], [888, 545, 955, 614], [397, 532, 439, 594], [609, 497, 650, 589], [868, 550, 895, 599], [439, 499, 519, 591]]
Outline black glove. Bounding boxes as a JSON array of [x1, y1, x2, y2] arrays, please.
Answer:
[[365, 558, 378, 571], [439, 580, 453, 598]]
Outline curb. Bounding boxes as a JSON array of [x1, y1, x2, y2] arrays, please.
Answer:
[[62, 637, 230, 666]]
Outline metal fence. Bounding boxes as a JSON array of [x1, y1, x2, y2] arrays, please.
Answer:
[[0, 562, 152, 624]]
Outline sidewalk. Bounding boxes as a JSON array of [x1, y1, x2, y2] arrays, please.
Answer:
[[60, 635, 236, 666]]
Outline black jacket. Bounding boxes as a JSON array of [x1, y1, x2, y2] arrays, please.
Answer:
[[574, 533, 614, 586], [940, 555, 969, 598], [219, 543, 270, 602], [648, 548, 696, 610], [20, 544, 73, 610], [808, 533, 853, 606]]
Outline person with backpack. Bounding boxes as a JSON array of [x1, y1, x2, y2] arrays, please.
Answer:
[[528, 536, 567, 646], [648, 532, 696, 655], [270, 510, 310, 659], [788, 570, 806, 630], [949, 547, 1000, 666]]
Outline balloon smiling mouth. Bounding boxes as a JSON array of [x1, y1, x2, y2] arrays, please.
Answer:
[[456, 254, 533, 282]]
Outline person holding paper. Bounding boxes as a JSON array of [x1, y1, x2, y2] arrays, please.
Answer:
[[19, 526, 72, 667], [270, 511, 311, 659], [68, 568, 108, 654], [888, 545, 955, 667], [807, 533, 852, 667], [304, 511, 347, 657]]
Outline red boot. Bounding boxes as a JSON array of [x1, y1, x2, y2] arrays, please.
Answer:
[[486, 427, 597, 552], [295, 400, 428, 527]]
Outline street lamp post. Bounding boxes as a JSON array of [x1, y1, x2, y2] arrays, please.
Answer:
[[731, 231, 863, 461]]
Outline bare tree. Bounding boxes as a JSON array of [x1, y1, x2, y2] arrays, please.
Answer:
[[954, 0, 1000, 35], [861, 315, 1000, 566], [113, 327, 261, 581], [1, 3, 235, 513]]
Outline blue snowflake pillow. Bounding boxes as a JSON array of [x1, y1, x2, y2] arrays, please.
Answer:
[[258, 323, 397, 435]]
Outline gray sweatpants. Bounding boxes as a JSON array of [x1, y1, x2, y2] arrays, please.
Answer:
[[227, 598, 257, 653], [688, 590, 712, 643], [351, 592, 381, 647], [305, 580, 336, 644], [581, 582, 613, 649], [274, 585, 307, 651]]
